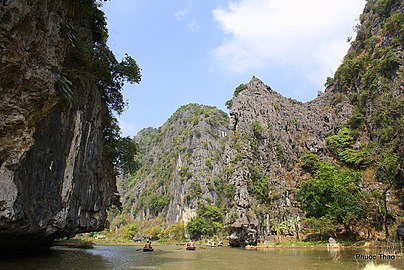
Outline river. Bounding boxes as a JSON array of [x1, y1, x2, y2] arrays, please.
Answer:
[[0, 245, 402, 270]]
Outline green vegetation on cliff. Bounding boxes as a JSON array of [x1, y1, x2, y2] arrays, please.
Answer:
[[309, 0, 403, 239], [186, 204, 224, 240], [329, 0, 403, 165], [297, 161, 365, 236], [110, 0, 403, 246], [116, 104, 229, 233], [62, 0, 141, 174]]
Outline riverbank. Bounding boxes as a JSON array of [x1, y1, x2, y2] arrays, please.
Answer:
[[246, 240, 402, 250], [52, 238, 94, 249], [53, 236, 402, 256]]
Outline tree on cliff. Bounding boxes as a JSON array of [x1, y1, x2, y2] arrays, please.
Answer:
[[186, 204, 223, 239], [62, 0, 141, 174], [374, 149, 400, 238], [297, 162, 365, 237]]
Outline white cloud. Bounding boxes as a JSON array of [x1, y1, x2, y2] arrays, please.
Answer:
[[212, 0, 366, 86], [174, 3, 199, 32], [174, 8, 189, 21]]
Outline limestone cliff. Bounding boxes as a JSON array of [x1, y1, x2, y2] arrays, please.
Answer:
[[224, 0, 403, 246], [223, 78, 352, 246], [119, 104, 229, 225], [0, 0, 119, 250], [117, 0, 402, 246]]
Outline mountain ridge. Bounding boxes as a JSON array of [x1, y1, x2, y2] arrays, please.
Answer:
[[116, 0, 403, 246]]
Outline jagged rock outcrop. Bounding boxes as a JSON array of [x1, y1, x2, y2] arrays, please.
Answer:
[[0, 0, 116, 250], [223, 0, 404, 246], [223, 77, 352, 246], [120, 79, 354, 246], [119, 104, 229, 225]]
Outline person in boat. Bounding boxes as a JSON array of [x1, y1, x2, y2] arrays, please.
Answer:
[[144, 241, 152, 249], [189, 240, 195, 247], [186, 240, 196, 250], [187, 240, 195, 248]]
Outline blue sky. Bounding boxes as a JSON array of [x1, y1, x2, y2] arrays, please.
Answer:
[[102, 0, 366, 137]]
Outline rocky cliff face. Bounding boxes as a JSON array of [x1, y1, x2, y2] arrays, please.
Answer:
[[0, 0, 116, 250], [224, 0, 404, 246], [119, 104, 229, 225], [223, 78, 352, 246], [120, 78, 353, 245], [120, 79, 353, 245], [119, 0, 402, 247]]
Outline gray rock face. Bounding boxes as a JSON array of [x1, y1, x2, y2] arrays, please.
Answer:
[[0, 0, 67, 169], [120, 80, 353, 247], [224, 77, 352, 246], [0, 0, 115, 250], [120, 104, 229, 225]]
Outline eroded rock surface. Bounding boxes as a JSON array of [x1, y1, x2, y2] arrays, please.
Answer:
[[224, 77, 352, 246], [0, 0, 115, 250]]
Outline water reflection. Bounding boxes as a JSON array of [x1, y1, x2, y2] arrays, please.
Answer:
[[0, 245, 402, 270], [0, 247, 110, 270]]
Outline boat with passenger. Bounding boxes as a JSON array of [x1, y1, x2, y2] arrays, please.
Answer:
[[143, 241, 154, 252], [186, 240, 196, 250]]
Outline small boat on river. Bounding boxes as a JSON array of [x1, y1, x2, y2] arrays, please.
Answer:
[[143, 240, 154, 252], [186, 240, 196, 250]]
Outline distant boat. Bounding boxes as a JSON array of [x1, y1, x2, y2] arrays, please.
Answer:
[[143, 247, 154, 252], [186, 246, 196, 251]]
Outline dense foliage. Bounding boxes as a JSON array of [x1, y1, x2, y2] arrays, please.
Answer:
[[325, 127, 365, 167], [60, 0, 141, 174], [249, 163, 270, 204], [300, 152, 320, 172], [297, 162, 365, 235], [186, 204, 224, 240], [146, 194, 171, 216]]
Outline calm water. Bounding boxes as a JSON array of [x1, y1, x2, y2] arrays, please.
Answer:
[[0, 245, 403, 270]]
